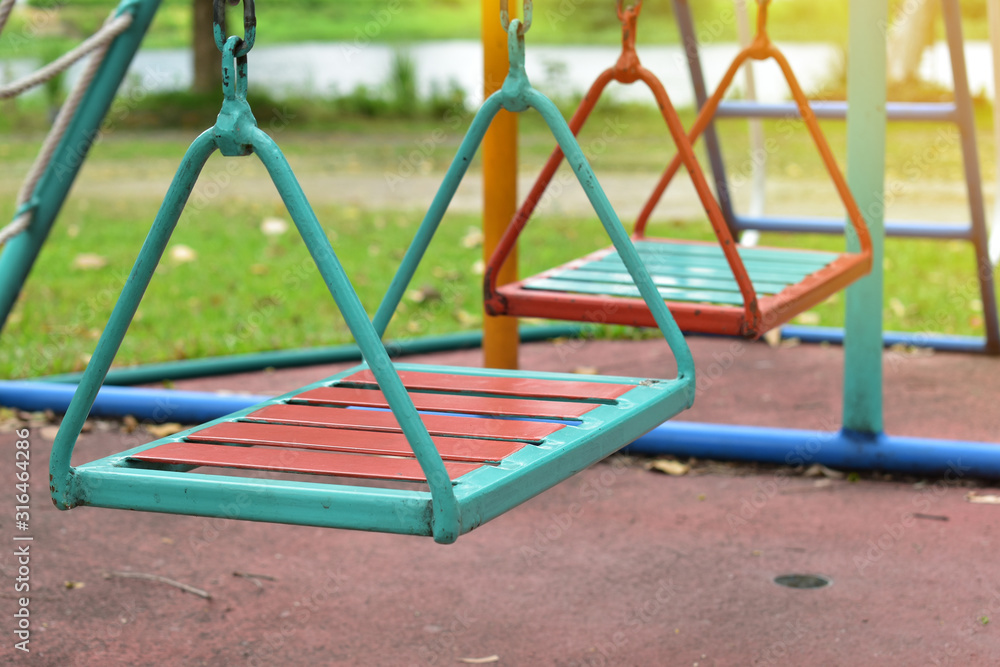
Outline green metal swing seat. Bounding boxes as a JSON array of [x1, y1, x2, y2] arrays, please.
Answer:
[[50, 6, 696, 544]]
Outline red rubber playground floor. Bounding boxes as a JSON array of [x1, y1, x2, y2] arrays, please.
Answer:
[[1, 336, 999, 666]]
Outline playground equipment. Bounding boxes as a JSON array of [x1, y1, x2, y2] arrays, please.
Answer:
[[0, 0, 162, 333], [48, 1, 696, 544], [670, 0, 1000, 354], [478, 0, 1000, 478], [484, 0, 872, 338]]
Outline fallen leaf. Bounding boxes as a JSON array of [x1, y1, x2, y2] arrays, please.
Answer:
[[459, 657, 499, 665], [250, 264, 269, 275], [455, 310, 480, 327], [461, 227, 484, 249], [647, 459, 690, 476], [803, 464, 845, 479], [779, 337, 801, 349], [73, 253, 107, 270], [419, 285, 442, 303], [64, 581, 85, 590], [146, 423, 185, 438], [762, 328, 782, 348], [260, 217, 289, 236], [966, 492, 1000, 505], [169, 244, 197, 264], [39, 425, 60, 441], [573, 366, 599, 375], [122, 415, 139, 434]]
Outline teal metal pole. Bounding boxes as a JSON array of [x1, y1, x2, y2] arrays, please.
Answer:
[[35, 325, 588, 386], [0, 0, 162, 334], [842, 0, 887, 434]]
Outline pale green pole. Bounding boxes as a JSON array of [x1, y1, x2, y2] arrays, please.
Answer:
[[843, 0, 888, 434]]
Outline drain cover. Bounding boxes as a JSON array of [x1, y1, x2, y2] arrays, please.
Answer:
[[774, 574, 831, 589]]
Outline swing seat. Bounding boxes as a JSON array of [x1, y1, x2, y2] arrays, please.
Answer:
[[483, 0, 872, 339], [52, 8, 696, 544], [71, 363, 688, 538], [495, 238, 869, 336]]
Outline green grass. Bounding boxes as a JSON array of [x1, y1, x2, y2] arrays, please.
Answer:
[[1, 131, 995, 379], [1, 96, 997, 378], [2, 193, 991, 379]]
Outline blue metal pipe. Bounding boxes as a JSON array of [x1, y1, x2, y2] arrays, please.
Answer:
[[0, 381, 269, 424], [4, 382, 996, 477], [732, 214, 973, 239], [5, 377, 995, 479], [715, 100, 957, 122], [627, 421, 1000, 479], [780, 325, 987, 353]]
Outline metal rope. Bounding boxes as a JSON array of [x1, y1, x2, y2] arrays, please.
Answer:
[[0, 12, 133, 248]]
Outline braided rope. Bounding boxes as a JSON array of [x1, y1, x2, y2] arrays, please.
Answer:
[[0, 12, 132, 99], [0, 12, 133, 247], [0, 0, 16, 37]]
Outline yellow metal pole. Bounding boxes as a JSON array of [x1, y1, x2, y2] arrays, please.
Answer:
[[481, 0, 519, 369]]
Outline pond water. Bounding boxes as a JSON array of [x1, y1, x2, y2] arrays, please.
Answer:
[[3, 40, 996, 108]]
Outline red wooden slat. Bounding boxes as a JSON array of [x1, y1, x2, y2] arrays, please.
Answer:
[[249, 404, 563, 442], [295, 386, 595, 420], [340, 369, 634, 401], [131, 442, 480, 481], [189, 421, 525, 463]]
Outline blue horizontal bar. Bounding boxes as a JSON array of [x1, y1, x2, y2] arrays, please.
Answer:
[[0, 381, 270, 424], [780, 325, 987, 354], [716, 100, 957, 123], [5, 382, 996, 478], [628, 422, 1000, 478], [733, 214, 973, 240]]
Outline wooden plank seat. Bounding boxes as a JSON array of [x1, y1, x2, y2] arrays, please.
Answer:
[[483, 1, 872, 339], [495, 238, 870, 336], [71, 363, 688, 539]]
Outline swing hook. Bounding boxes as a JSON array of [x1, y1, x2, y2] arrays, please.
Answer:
[[747, 0, 773, 58], [614, 0, 642, 80], [500, 0, 532, 36], [616, 0, 642, 22], [214, 0, 256, 58]]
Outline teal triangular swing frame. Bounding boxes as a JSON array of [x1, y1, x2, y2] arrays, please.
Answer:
[[50, 12, 696, 544]]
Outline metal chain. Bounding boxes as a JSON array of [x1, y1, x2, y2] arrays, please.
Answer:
[[500, 0, 532, 35], [0, 12, 133, 247]]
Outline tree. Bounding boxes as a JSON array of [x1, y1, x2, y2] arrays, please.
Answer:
[[192, 0, 221, 94]]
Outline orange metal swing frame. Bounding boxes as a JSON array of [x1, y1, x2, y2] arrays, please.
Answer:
[[484, 0, 872, 338]]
